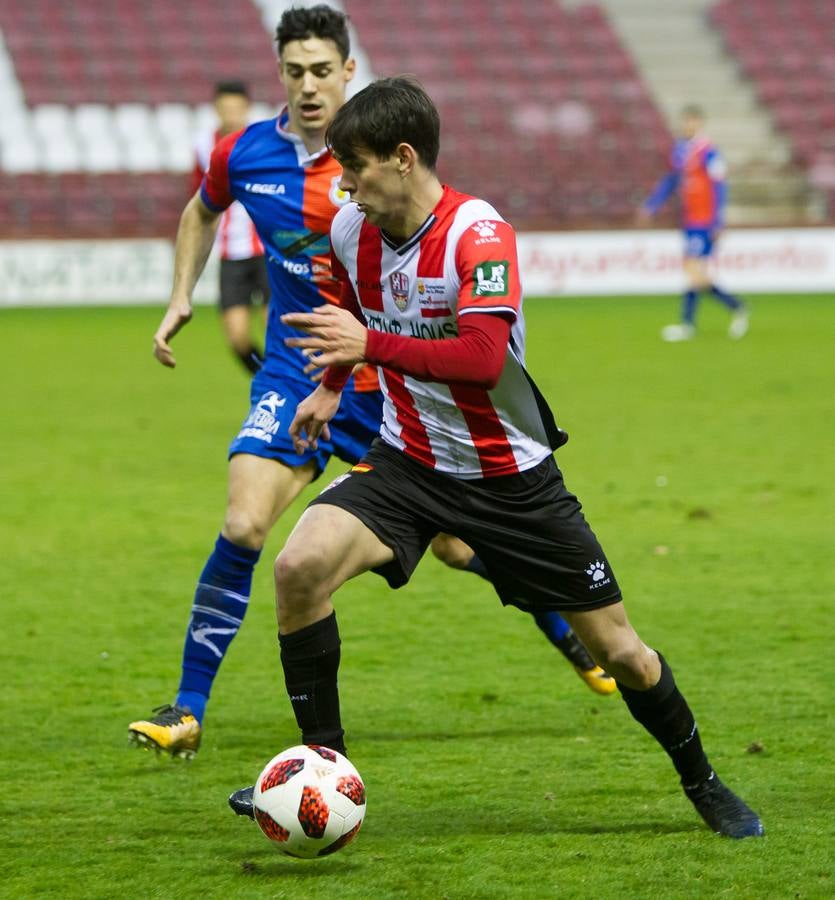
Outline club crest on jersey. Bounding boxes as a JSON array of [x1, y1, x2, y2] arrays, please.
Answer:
[[389, 272, 410, 311], [473, 260, 509, 297], [329, 176, 351, 207]]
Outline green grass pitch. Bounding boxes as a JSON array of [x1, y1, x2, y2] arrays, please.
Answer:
[[1, 294, 832, 898]]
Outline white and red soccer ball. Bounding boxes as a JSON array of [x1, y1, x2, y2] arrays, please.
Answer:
[[253, 745, 366, 858]]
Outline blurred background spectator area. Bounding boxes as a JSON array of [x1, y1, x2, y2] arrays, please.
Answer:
[[0, 0, 832, 238]]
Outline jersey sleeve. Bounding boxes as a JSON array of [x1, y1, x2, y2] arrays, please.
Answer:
[[454, 219, 521, 321], [705, 147, 728, 229], [644, 171, 680, 213], [199, 129, 243, 213]]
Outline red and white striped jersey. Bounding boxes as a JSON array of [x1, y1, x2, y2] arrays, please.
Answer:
[[193, 128, 263, 261], [331, 186, 561, 479]]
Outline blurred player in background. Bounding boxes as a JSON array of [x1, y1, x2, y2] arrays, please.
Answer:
[[640, 105, 750, 342], [129, 5, 611, 762], [193, 80, 269, 373], [228, 76, 763, 840]]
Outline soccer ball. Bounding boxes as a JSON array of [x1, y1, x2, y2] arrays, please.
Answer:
[[253, 745, 366, 858]]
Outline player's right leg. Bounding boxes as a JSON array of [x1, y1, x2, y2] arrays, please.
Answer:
[[275, 502, 396, 748], [128, 452, 316, 758], [564, 602, 764, 839], [229, 500, 395, 818], [662, 235, 708, 342]]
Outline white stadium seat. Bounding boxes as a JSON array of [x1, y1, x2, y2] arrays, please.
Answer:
[[155, 103, 194, 139], [1, 134, 41, 172], [81, 135, 123, 173], [41, 136, 83, 173], [32, 104, 74, 141], [122, 137, 164, 172]]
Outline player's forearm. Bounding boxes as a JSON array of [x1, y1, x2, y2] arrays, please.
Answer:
[[170, 195, 220, 303], [645, 172, 679, 213], [712, 180, 728, 229], [364, 313, 510, 389]]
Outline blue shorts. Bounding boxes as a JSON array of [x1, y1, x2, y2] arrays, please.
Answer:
[[228, 376, 383, 477], [683, 228, 714, 258]]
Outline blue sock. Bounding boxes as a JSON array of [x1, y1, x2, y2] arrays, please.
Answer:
[[682, 289, 698, 324], [175, 534, 261, 723], [532, 610, 572, 646], [709, 283, 743, 310]]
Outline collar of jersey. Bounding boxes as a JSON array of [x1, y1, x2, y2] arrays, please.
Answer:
[[275, 107, 332, 168], [380, 213, 437, 255]]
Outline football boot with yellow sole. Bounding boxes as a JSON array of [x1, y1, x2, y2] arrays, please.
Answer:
[[128, 704, 201, 759], [555, 631, 617, 696], [574, 664, 617, 695]]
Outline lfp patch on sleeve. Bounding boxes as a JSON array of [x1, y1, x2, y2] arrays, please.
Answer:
[[472, 260, 510, 297]]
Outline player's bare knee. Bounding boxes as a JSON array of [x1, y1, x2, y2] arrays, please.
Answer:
[[430, 534, 473, 569], [594, 641, 655, 687], [222, 509, 268, 549], [274, 543, 326, 603]]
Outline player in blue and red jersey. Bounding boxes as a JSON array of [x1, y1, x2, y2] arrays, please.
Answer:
[[640, 105, 749, 342], [129, 6, 612, 760]]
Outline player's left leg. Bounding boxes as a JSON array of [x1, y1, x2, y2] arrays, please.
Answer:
[[219, 258, 265, 373], [429, 534, 615, 695], [564, 601, 764, 839], [704, 259, 749, 339]]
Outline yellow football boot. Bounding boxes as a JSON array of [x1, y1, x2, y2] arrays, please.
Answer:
[[128, 704, 201, 759], [574, 664, 617, 696], [553, 630, 617, 696]]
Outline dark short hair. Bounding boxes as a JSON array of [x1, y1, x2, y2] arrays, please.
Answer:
[[681, 104, 705, 119], [275, 4, 351, 62], [214, 80, 249, 98], [326, 76, 440, 170]]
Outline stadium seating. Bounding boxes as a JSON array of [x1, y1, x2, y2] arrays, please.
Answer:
[[0, 1, 672, 236], [0, 1, 278, 106], [343, 1, 672, 229], [0, 0, 280, 237], [710, 0, 835, 215]]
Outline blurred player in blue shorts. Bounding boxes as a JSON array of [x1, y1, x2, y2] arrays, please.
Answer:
[[129, 6, 611, 761], [640, 105, 749, 342]]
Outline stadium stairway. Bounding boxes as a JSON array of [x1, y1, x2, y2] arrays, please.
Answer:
[[339, 1, 673, 230], [596, 0, 815, 225]]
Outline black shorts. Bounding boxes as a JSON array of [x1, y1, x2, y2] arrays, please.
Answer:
[[219, 257, 270, 311], [309, 439, 622, 613]]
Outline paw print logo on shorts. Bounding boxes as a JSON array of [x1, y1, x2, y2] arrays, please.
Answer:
[[471, 220, 497, 238], [586, 560, 606, 582]]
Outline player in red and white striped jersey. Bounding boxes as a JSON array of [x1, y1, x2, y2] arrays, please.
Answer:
[[250, 77, 763, 839], [192, 80, 269, 373]]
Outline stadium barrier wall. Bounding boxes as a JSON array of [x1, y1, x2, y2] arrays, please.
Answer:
[[1, 229, 834, 307]]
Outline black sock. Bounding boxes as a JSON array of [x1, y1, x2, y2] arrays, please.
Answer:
[[617, 652, 712, 787], [465, 554, 490, 581], [278, 612, 346, 756], [235, 345, 263, 375]]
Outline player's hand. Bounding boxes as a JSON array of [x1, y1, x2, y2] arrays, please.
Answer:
[[288, 384, 341, 454], [302, 348, 326, 383], [635, 207, 652, 226], [282, 305, 368, 368], [153, 299, 193, 368]]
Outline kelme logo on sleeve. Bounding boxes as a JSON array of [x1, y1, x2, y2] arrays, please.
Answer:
[[472, 260, 509, 297]]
